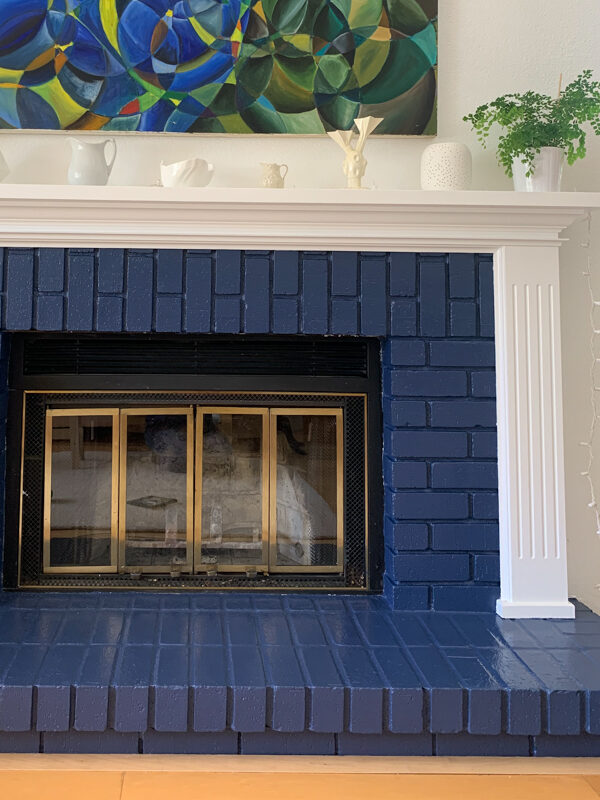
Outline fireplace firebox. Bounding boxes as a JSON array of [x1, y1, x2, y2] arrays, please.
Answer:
[[6, 334, 382, 591]]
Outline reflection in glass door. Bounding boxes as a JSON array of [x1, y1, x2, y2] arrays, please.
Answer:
[[119, 408, 193, 573], [269, 409, 343, 572], [43, 409, 118, 573], [195, 409, 269, 573]]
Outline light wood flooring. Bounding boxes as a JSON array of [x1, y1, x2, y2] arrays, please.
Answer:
[[0, 756, 598, 799]]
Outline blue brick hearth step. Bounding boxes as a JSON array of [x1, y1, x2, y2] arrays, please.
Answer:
[[0, 593, 599, 755]]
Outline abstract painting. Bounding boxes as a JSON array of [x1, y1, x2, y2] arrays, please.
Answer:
[[0, 0, 437, 134]]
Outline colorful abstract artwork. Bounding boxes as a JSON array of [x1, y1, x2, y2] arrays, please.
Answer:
[[0, 0, 437, 134]]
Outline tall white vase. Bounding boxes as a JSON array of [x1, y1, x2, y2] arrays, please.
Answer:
[[512, 147, 564, 191], [420, 142, 472, 190]]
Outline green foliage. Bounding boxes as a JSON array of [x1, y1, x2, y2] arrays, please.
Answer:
[[463, 70, 600, 177]]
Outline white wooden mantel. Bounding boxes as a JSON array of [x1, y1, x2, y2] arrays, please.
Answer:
[[1, 185, 600, 619]]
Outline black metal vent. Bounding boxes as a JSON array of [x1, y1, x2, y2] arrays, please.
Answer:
[[23, 336, 369, 377]]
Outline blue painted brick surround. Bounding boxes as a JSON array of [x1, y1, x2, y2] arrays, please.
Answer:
[[0, 248, 498, 611]]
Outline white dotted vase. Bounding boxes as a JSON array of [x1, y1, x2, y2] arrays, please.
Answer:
[[420, 142, 472, 190]]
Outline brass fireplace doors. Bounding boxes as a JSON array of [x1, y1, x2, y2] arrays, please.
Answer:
[[42, 406, 344, 577]]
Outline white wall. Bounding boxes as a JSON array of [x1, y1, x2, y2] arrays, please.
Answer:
[[0, 1, 599, 610]]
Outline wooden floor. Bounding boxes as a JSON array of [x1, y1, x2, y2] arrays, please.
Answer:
[[0, 756, 598, 799]]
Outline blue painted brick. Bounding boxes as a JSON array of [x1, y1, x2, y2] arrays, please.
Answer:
[[331, 252, 357, 295], [229, 646, 266, 732], [244, 258, 270, 333], [261, 646, 305, 732], [185, 254, 211, 332], [156, 250, 183, 294], [371, 648, 424, 733], [430, 400, 496, 428], [390, 299, 417, 336], [384, 459, 428, 489], [389, 491, 469, 520], [436, 733, 529, 757], [432, 586, 499, 613], [389, 370, 467, 397], [143, 731, 238, 754], [334, 647, 383, 734], [386, 430, 468, 458], [96, 296, 123, 332], [0, 731, 39, 753], [384, 399, 427, 427], [97, 249, 124, 293], [155, 296, 182, 332], [215, 250, 241, 294], [471, 431, 497, 457], [273, 251, 298, 295], [449, 254, 475, 298], [430, 341, 495, 367], [125, 253, 153, 332], [38, 249, 64, 292], [302, 259, 328, 333], [478, 257, 495, 337], [392, 554, 470, 582], [36, 295, 63, 331], [419, 255, 446, 337], [214, 296, 241, 333], [331, 299, 358, 334], [390, 253, 416, 297], [360, 259, 387, 335], [272, 297, 298, 334], [471, 370, 496, 397], [241, 731, 334, 755], [431, 462, 497, 489], [533, 734, 600, 757], [337, 732, 433, 756], [472, 492, 499, 519], [191, 646, 227, 732], [386, 521, 429, 551], [6, 250, 34, 329], [299, 646, 344, 732], [383, 575, 429, 611], [67, 251, 94, 330], [386, 339, 426, 366], [432, 523, 499, 552], [474, 554, 500, 582], [36, 686, 71, 732], [44, 731, 138, 754], [450, 301, 477, 336]]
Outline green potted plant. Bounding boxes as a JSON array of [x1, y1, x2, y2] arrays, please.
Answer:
[[463, 70, 600, 190]]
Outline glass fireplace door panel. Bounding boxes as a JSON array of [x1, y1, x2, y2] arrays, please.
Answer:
[[196, 409, 268, 572], [270, 409, 343, 573], [119, 408, 193, 573], [43, 410, 118, 573]]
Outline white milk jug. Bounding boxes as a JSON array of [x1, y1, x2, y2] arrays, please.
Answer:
[[68, 137, 116, 185]]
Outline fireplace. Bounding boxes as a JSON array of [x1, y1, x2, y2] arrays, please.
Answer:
[[7, 334, 382, 591]]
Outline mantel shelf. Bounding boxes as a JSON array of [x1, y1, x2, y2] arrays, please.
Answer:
[[0, 185, 598, 250]]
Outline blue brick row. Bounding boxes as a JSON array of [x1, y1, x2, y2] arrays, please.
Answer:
[[0, 250, 495, 339], [2, 729, 600, 755]]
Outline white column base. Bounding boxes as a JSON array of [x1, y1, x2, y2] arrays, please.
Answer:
[[496, 599, 575, 619]]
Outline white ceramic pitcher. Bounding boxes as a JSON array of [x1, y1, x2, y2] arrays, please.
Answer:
[[260, 162, 288, 188], [68, 137, 116, 185]]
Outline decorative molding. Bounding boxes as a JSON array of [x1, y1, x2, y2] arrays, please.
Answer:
[[0, 186, 596, 250]]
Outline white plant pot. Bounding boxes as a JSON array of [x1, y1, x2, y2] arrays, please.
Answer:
[[512, 146, 564, 191], [420, 142, 472, 190]]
